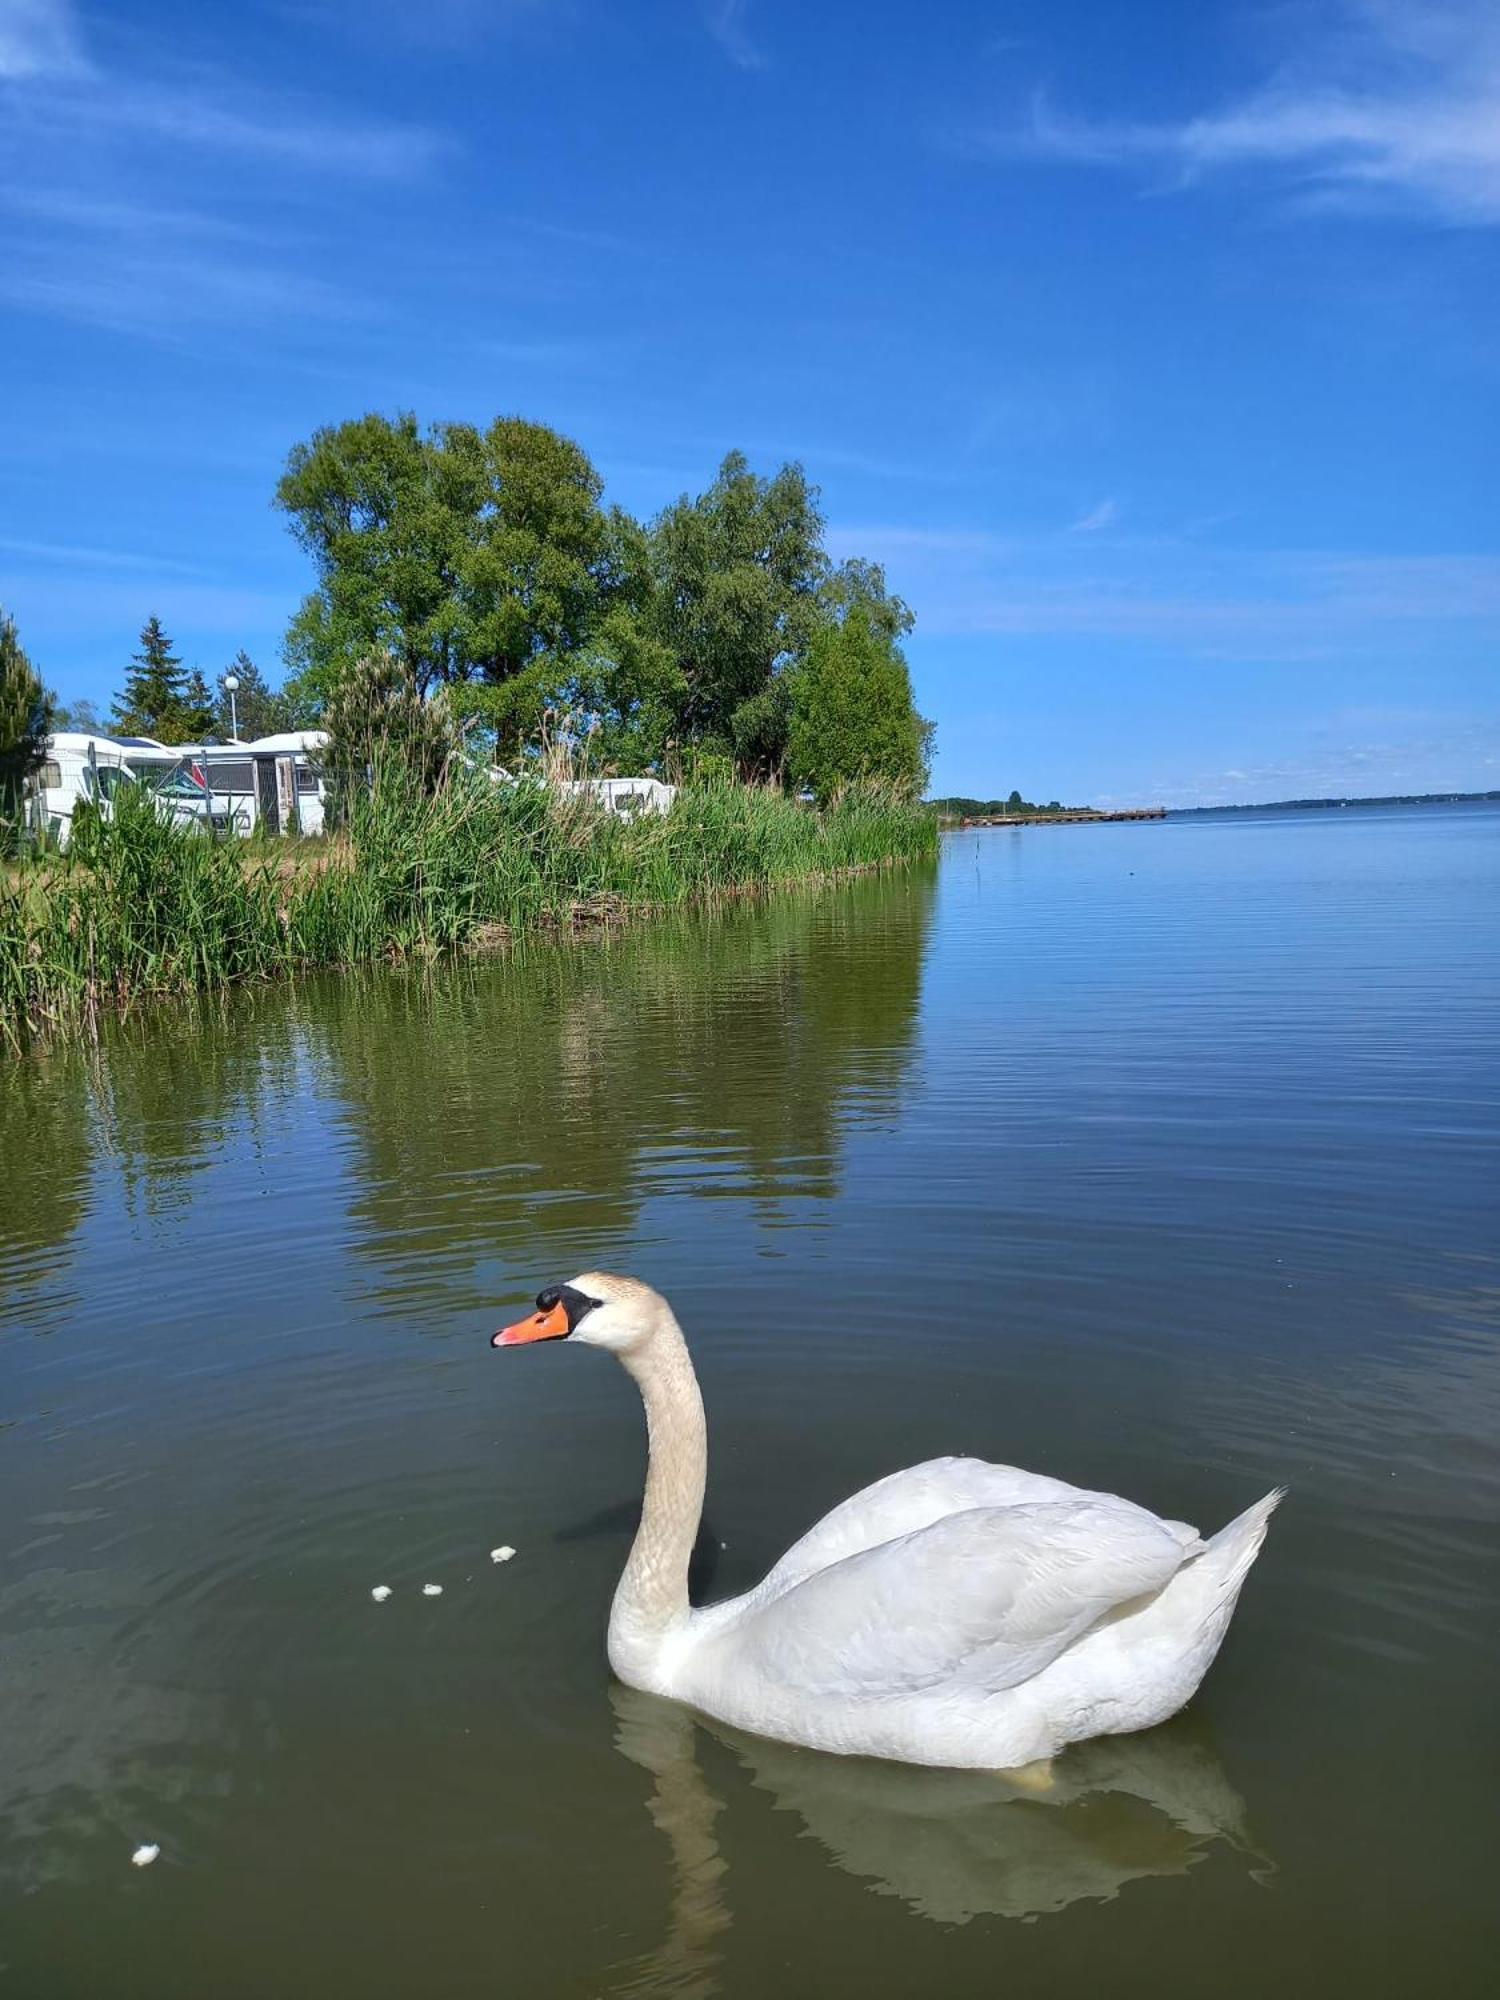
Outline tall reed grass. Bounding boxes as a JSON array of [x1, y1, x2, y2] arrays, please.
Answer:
[[0, 765, 934, 1050]]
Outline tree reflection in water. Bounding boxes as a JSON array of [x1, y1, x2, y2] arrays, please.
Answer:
[[311, 869, 935, 1317]]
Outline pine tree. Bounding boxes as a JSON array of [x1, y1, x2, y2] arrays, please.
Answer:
[[112, 616, 190, 740], [182, 668, 217, 741], [1, 606, 54, 849], [216, 650, 287, 741]]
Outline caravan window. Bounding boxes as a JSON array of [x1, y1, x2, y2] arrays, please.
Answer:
[[296, 765, 319, 793], [200, 760, 254, 793], [41, 760, 61, 789]]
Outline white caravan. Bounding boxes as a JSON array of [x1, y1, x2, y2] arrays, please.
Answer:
[[32, 733, 230, 848], [560, 776, 677, 817], [181, 731, 329, 837]]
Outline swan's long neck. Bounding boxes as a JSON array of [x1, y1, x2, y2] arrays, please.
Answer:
[[608, 1309, 707, 1687]]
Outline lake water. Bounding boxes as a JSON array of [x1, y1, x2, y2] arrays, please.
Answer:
[[2, 802, 1497, 1998]]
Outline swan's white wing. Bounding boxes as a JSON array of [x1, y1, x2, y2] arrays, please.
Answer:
[[723, 1499, 1190, 1700], [755, 1456, 1136, 1604]]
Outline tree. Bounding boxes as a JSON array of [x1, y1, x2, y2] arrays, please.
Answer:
[[216, 651, 287, 740], [560, 604, 686, 772], [644, 451, 826, 772], [786, 609, 926, 804], [0, 607, 53, 847], [275, 412, 615, 743], [320, 651, 456, 823], [112, 617, 194, 740], [53, 696, 103, 732], [181, 668, 218, 741], [820, 556, 915, 646]]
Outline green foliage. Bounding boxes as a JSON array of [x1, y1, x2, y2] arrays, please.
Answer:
[[1, 606, 53, 850], [0, 763, 936, 1050], [217, 651, 289, 740], [644, 451, 825, 770], [820, 556, 915, 645], [276, 412, 614, 739], [931, 793, 1069, 817], [182, 668, 218, 740], [110, 617, 212, 742], [273, 415, 936, 789], [787, 610, 926, 804], [320, 652, 457, 824], [52, 697, 103, 732]]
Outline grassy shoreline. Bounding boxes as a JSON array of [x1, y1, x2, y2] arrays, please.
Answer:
[[1, 773, 935, 1051]]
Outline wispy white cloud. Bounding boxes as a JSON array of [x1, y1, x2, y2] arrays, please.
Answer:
[[702, 1, 765, 71], [4, 68, 443, 179], [0, 0, 86, 80], [828, 521, 1500, 657], [0, 535, 207, 576], [1001, 1, 1500, 226], [1, 1, 442, 182], [0, 9, 440, 343], [1069, 498, 1118, 534]]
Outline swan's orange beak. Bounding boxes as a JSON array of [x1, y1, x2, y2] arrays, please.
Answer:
[[493, 1301, 570, 1347]]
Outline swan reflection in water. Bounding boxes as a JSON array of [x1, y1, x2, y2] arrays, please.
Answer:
[[607, 1684, 1271, 1993]]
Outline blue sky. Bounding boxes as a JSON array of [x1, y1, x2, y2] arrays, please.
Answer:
[[1, 0, 1495, 805]]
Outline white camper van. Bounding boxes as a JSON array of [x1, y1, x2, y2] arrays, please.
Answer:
[[179, 731, 330, 837], [560, 776, 677, 817], [32, 733, 229, 848]]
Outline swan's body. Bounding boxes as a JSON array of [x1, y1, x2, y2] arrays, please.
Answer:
[[496, 1274, 1281, 1772]]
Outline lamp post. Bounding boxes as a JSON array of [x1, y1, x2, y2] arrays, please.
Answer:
[[223, 672, 240, 742]]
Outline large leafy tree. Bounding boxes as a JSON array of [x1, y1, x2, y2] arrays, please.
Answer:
[[820, 555, 915, 646], [0, 606, 53, 845], [644, 451, 827, 773], [111, 616, 204, 740], [276, 412, 615, 739], [272, 414, 935, 786], [787, 608, 928, 804]]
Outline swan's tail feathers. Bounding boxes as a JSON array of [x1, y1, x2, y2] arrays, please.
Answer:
[[1203, 1487, 1284, 1607]]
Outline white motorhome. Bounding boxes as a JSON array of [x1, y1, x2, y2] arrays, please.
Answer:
[[560, 776, 677, 818], [32, 733, 230, 848], [180, 731, 330, 837]]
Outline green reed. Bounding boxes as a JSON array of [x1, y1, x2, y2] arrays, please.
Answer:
[[0, 765, 936, 1051]]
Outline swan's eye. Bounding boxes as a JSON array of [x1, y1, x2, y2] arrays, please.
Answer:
[[531, 1284, 604, 1331]]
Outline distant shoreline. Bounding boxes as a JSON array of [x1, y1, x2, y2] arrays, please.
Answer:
[[1168, 791, 1500, 816]]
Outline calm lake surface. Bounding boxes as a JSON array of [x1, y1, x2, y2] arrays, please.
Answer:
[[2, 802, 1498, 1998]]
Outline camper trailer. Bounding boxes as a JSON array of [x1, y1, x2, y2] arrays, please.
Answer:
[[560, 776, 677, 817], [32, 733, 229, 848], [182, 731, 329, 837]]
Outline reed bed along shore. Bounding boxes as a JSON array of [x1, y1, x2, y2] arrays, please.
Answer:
[[1, 770, 936, 1051]]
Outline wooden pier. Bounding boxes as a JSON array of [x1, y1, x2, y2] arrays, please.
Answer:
[[954, 808, 1166, 828]]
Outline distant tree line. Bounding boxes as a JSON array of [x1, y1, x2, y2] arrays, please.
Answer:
[[931, 790, 1068, 817]]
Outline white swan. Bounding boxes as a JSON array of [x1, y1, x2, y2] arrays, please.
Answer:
[[494, 1273, 1281, 1775]]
